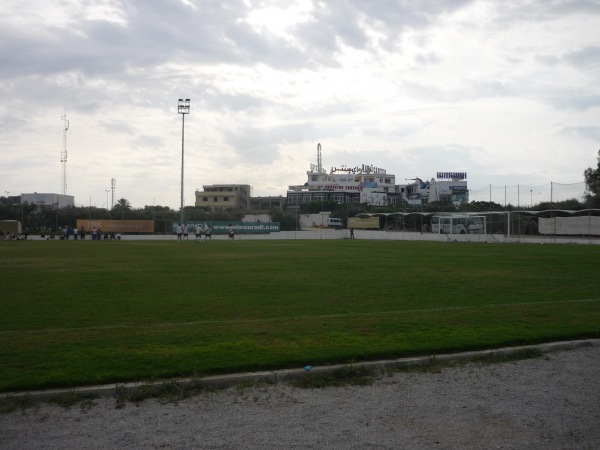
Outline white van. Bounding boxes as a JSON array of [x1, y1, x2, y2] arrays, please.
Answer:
[[326, 218, 343, 229]]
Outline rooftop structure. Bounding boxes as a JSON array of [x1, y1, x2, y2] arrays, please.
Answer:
[[286, 144, 468, 208], [195, 184, 251, 210]]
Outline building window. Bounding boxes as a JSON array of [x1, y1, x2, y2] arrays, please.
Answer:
[[203, 197, 208, 202], [213, 197, 218, 202], [224, 196, 229, 202]]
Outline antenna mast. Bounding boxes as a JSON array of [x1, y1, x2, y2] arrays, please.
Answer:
[[111, 178, 116, 210], [317, 143, 322, 173], [61, 109, 69, 195]]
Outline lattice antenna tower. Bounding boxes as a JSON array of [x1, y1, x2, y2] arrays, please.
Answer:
[[111, 178, 116, 210], [61, 109, 69, 195], [317, 142, 322, 173]]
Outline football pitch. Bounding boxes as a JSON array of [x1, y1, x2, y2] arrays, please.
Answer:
[[1, 239, 599, 392]]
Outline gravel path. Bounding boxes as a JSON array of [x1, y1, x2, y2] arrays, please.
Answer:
[[1, 344, 599, 449]]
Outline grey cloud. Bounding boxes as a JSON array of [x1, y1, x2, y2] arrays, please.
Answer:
[[0, 0, 481, 90], [489, 0, 600, 27], [0, 114, 34, 135], [292, 1, 475, 59], [224, 23, 306, 68], [535, 54, 561, 66], [205, 92, 277, 113], [559, 124, 600, 141], [540, 89, 600, 111], [98, 120, 135, 135], [223, 122, 318, 164], [563, 46, 600, 68], [295, 1, 366, 50], [415, 52, 441, 65], [354, 0, 475, 31], [130, 134, 164, 149], [536, 45, 600, 69]]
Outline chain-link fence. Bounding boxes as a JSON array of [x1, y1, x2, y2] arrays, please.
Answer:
[[468, 181, 586, 207]]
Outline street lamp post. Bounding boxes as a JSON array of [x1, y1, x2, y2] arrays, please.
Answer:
[[178, 99, 190, 226], [105, 190, 110, 212], [530, 190, 533, 208]]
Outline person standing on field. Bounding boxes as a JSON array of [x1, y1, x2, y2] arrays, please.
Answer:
[[205, 226, 212, 241], [228, 224, 235, 242], [195, 223, 203, 242], [176, 224, 182, 242]]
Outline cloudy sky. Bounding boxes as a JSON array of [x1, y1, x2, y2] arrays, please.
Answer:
[[1, 0, 599, 209]]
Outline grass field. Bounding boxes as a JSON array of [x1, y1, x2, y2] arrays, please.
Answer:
[[1, 239, 599, 392]]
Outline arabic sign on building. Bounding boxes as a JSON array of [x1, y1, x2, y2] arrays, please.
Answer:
[[331, 164, 387, 174]]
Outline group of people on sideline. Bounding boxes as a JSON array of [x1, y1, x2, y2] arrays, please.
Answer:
[[176, 223, 213, 242], [45, 225, 121, 241], [0, 231, 27, 240], [176, 223, 225, 242]]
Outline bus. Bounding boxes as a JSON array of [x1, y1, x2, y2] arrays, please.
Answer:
[[431, 215, 484, 234]]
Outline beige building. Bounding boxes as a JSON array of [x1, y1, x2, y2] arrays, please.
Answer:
[[195, 184, 251, 210]]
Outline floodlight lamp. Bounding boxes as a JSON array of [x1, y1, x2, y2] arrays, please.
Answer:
[[178, 98, 190, 114]]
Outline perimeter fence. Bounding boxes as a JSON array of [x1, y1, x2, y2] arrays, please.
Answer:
[[468, 181, 586, 207]]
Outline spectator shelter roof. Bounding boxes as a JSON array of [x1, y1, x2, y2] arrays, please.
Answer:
[[355, 209, 600, 220]]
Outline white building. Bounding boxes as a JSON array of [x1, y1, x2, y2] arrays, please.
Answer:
[[195, 184, 251, 210], [287, 161, 396, 207], [286, 145, 468, 208], [21, 192, 74, 208], [401, 173, 468, 208]]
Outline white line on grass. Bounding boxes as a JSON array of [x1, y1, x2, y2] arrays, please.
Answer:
[[2, 298, 599, 335]]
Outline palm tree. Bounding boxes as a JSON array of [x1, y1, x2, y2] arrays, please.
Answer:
[[116, 198, 132, 219]]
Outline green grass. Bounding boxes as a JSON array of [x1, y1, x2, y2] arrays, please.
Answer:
[[0, 239, 599, 392]]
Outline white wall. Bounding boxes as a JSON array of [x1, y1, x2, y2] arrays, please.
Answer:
[[25, 230, 600, 245]]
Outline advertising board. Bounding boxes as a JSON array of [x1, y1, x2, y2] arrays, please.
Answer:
[[76, 220, 154, 233], [538, 216, 600, 235], [348, 216, 380, 229], [170, 221, 280, 234]]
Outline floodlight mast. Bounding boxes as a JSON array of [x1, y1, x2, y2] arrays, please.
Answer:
[[178, 99, 190, 225]]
